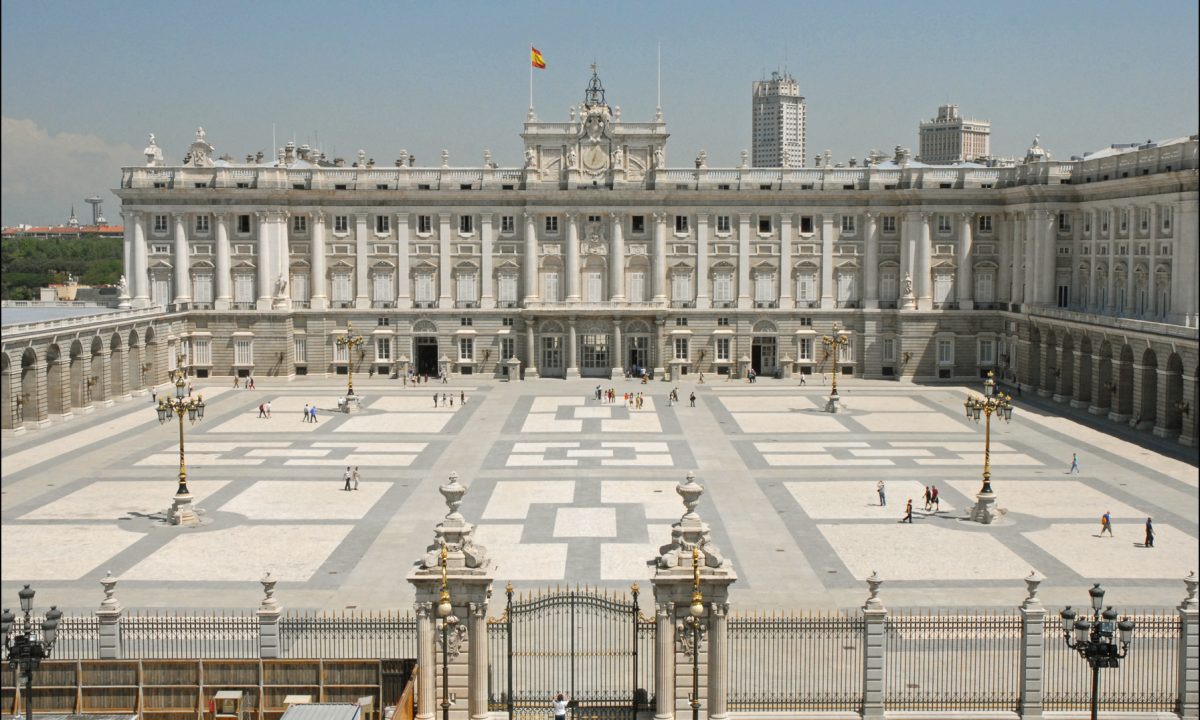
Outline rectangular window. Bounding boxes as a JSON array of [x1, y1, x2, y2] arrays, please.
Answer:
[[334, 342, 349, 364], [800, 216, 814, 234], [459, 215, 474, 234], [293, 337, 306, 363], [418, 215, 432, 234], [675, 317, 688, 327], [237, 214, 251, 234], [977, 215, 992, 233], [937, 215, 952, 234], [713, 273, 733, 302], [631, 215, 645, 234], [1140, 209, 1149, 231], [372, 273, 393, 303], [758, 217, 772, 234], [584, 271, 604, 302], [796, 274, 816, 302], [195, 215, 210, 233], [376, 215, 390, 233], [332, 273, 353, 303], [542, 271, 560, 301], [498, 274, 518, 303], [154, 214, 169, 232], [501, 337, 516, 360], [881, 216, 896, 234], [293, 215, 307, 233], [673, 337, 689, 360], [457, 273, 477, 303], [192, 274, 213, 304], [1101, 213, 1110, 233], [1059, 213, 1072, 232], [976, 272, 994, 303], [502, 317, 515, 327], [716, 216, 731, 234], [235, 339, 253, 366], [415, 273, 435, 302], [934, 273, 954, 303], [1162, 207, 1173, 231], [675, 215, 689, 234], [1119, 210, 1128, 233], [459, 338, 474, 361], [291, 273, 309, 303], [880, 271, 897, 301], [937, 339, 954, 365], [715, 337, 731, 362], [717, 317, 730, 326], [334, 215, 349, 233], [798, 337, 813, 361], [628, 271, 646, 302], [545, 216, 559, 234], [501, 215, 515, 234], [193, 338, 212, 365], [979, 339, 995, 365], [836, 272, 857, 303], [460, 317, 473, 327], [840, 215, 856, 234], [233, 275, 254, 303], [754, 274, 774, 303], [882, 338, 896, 363], [376, 337, 391, 361], [671, 273, 692, 302]]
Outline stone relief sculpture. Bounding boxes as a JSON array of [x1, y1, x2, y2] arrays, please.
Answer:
[[186, 127, 215, 168], [275, 274, 288, 296], [567, 149, 578, 169], [117, 275, 128, 296], [902, 272, 914, 297], [524, 147, 537, 168], [653, 148, 664, 168]]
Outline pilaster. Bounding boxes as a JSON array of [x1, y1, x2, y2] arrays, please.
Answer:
[[438, 213, 453, 309], [480, 214, 494, 309], [820, 214, 835, 309], [566, 212, 581, 302], [653, 213, 668, 303], [214, 213, 232, 309], [523, 213, 539, 304], [916, 212, 933, 310], [694, 213, 709, 308], [396, 213, 411, 308], [861, 573, 886, 719], [863, 212, 879, 309], [736, 213, 751, 309], [255, 211, 272, 310], [173, 213, 191, 305], [310, 212, 328, 309], [778, 213, 793, 308], [957, 212, 974, 309], [1017, 572, 1046, 720], [1179, 572, 1199, 719], [355, 212, 371, 309], [610, 213, 627, 303]]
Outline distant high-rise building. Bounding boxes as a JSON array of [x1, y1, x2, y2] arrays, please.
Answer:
[[752, 71, 806, 168], [918, 104, 991, 164]]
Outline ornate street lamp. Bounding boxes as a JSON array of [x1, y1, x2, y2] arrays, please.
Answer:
[[821, 324, 850, 413], [155, 368, 205, 526], [965, 370, 1013, 524], [2, 585, 64, 720], [436, 546, 457, 720], [685, 547, 705, 720], [1059, 584, 1135, 720], [336, 322, 366, 398]]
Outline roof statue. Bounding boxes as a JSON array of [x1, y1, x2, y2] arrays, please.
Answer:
[[187, 127, 215, 168], [1025, 134, 1051, 163], [144, 133, 164, 167]]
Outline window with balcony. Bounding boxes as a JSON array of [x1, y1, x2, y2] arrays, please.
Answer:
[[372, 273, 393, 304], [415, 273, 435, 303], [332, 273, 353, 304], [498, 274, 518, 304], [713, 273, 733, 303]]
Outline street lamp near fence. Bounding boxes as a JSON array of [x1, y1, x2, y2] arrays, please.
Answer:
[[2, 585, 64, 720], [1059, 583, 1135, 720], [965, 369, 1013, 524], [436, 546, 457, 720], [155, 369, 205, 526], [684, 547, 705, 720]]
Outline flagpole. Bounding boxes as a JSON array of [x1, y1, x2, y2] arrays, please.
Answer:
[[529, 43, 533, 111]]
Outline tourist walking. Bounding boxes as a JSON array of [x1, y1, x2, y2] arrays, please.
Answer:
[[258, 402, 266, 418], [310, 405, 318, 423], [343, 467, 353, 491], [799, 374, 806, 386], [460, 390, 465, 405], [352, 466, 360, 491], [923, 486, 932, 512], [689, 391, 696, 407], [1100, 510, 1114, 537], [903, 499, 913, 523], [248, 377, 255, 390], [265, 400, 272, 418], [876, 480, 886, 507], [233, 376, 240, 388], [303, 404, 310, 421], [1144, 517, 1154, 548], [1068, 453, 1080, 474], [433, 393, 438, 408], [930, 485, 940, 511]]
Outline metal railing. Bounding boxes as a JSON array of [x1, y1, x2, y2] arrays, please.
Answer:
[[727, 611, 863, 712], [278, 610, 416, 659], [884, 609, 1021, 711], [1042, 611, 1179, 712], [121, 611, 258, 659]]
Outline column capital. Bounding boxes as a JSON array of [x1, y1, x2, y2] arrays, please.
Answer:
[[609, 211, 624, 222], [254, 210, 268, 221], [213, 211, 228, 222], [565, 210, 579, 221], [395, 211, 409, 221], [479, 212, 493, 222], [438, 211, 451, 222], [356, 211, 370, 221], [959, 211, 975, 221], [172, 211, 187, 223]]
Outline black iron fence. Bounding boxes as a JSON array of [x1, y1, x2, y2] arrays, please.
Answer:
[[121, 611, 258, 659], [727, 610, 863, 712], [33, 614, 101, 661], [1043, 610, 1179, 712], [884, 609, 1022, 711], [277, 610, 416, 659]]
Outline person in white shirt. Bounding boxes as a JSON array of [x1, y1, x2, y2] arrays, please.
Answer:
[[552, 693, 570, 720]]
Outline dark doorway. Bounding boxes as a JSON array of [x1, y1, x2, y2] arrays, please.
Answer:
[[627, 336, 648, 376], [751, 337, 776, 375], [414, 336, 439, 376]]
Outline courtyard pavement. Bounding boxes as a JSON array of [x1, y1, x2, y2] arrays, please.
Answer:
[[2, 374, 1197, 614]]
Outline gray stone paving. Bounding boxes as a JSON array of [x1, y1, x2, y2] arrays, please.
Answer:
[[1, 375, 1196, 613]]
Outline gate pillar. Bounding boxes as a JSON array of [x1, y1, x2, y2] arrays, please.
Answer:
[[407, 472, 495, 720], [651, 472, 737, 720]]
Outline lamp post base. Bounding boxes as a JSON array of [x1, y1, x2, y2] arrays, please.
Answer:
[[824, 394, 841, 413], [169, 492, 201, 526], [968, 491, 999, 524], [339, 394, 363, 413]]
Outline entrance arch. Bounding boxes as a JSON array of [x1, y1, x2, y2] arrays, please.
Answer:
[[1137, 348, 1158, 426], [46, 344, 65, 418], [69, 340, 84, 410], [538, 320, 565, 379], [127, 329, 142, 393], [1058, 334, 1075, 400], [110, 332, 126, 398], [751, 320, 778, 376], [1160, 353, 1184, 436], [624, 320, 652, 377], [91, 336, 107, 403], [412, 320, 440, 377], [1076, 335, 1093, 406], [20, 347, 40, 425], [1, 352, 12, 431], [578, 321, 611, 378], [1115, 344, 1135, 418], [1026, 326, 1041, 390]]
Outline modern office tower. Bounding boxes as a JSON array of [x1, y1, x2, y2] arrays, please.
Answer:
[[752, 71, 806, 168], [918, 104, 992, 164]]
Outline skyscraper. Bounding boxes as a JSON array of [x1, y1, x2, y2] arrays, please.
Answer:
[[752, 71, 806, 168], [918, 104, 992, 164]]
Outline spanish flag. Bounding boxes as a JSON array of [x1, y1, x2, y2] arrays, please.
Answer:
[[531, 46, 546, 69]]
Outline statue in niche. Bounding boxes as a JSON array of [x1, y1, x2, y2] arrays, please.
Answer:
[[117, 275, 128, 296], [653, 148, 664, 168], [611, 145, 623, 169], [275, 274, 288, 297], [524, 147, 537, 168], [567, 149, 578, 169], [902, 272, 914, 297]]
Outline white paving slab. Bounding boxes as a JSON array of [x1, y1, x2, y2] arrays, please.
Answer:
[[831, 396, 930, 413], [531, 397, 584, 412], [600, 540, 666, 580], [603, 442, 671, 452], [474, 524, 568, 580], [600, 415, 663, 433], [786, 480, 954, 519], [20, 481, 230, 520], [850, 449, 933, 457], [482, 481, 576, 520], [1, 524, 145, 581], [370, 396, 461, 412], [246, 449, 332, 457], [567, 449, 615, 458], [855, 413, 972, 434], [1023, 524, 1200, 578], [765, 454, 893, 467], [756, 442, 869, 452], [313, 442, 428, 452], [121, 525, 354, 582], [505, 457, 578, 467], [285, 455, 418, 466], [731, 413, 849, 434], [135, 455, 266, 467], [218, 481, 389, 520], [819, 524, 1037, 581], [209, 413, 322, 433], [512, 442, 578, 453], [602, 456, 674, 467], [719, 396, 819, 412], [554, 507, 617, 538], [949, 480, 1142, 520], [337, 413, 451, 433], [915, 453, 1042, 467], [574, 407, 613, 418], [600, 482, 685, 519], [521, 415, 582, 433]]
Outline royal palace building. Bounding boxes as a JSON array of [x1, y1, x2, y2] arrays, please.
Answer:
[[8, 71, 1196, 443]]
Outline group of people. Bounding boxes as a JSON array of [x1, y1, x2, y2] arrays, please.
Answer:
[[232, 376, 255, 390], [404, 372, 445, 385], [1099, 511, 1156, 547], [342, 466, 360, 491], [433, 391, 465, 407], [257, 401, 272, 418], [301, 403, 319, 422]]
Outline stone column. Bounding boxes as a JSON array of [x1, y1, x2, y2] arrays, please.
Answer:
[[863, 212, 879, 309], [737, 213, 751, 308], [916, 212, 933, 310], [777, 213, 793, 309], [1172, 201, 1199, 326], [1071, 211, 1084, 309], [120, 212, 133, 307], [820, 214, 835, 309], [957, 212, 974, 309], [1039, 210, 1056, 306], [214, 213, 232, 309], [523, 213, 539, 303], [1179, 572, 1199, 719], [861, 573, 886, 719], [566, 212, 581, 302], [524, 321, 538, 378], [480, 214, 494, 308], [1125, 205, 1137, 314], [1018, 572, 1047, 720], [1086, 210, 1098, 311], [612, 319, 624, 376], [407, 473, 495, 720], [1023, 212, 1038, 307], [95, 572, 122, 660], [256, 211, 272, 310], [610, 212, 626, 303], [437, 213, 453, 309], [396, 213, 411, 309], [256, 573, 282, 659], [654, 318, 666, 377], [310, 212, 328, 309], [274, 212, 291, 310], [900, 213, 915, 306], [133, 212, 150, 307], [1181, 373, 1198, 447], [695, 213, 709, 309], [566, 318, 579, 378], [654, 213, 668, 303], [651, 472, 737, 720], [355, 212, 371, 309], [172, 214, 190, 306], [1010, 214, 1024, 305]]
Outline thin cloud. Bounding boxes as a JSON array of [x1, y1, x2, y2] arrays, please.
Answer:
[[1, 117, 139, 227]]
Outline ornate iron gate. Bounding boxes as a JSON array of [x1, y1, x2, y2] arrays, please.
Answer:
[[490, 584, 647, 719]]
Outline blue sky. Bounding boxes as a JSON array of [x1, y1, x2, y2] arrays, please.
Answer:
[[2, 0, 1197, 226]]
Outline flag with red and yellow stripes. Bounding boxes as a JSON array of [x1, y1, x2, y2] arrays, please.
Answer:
[[531, 46, 546, 69]]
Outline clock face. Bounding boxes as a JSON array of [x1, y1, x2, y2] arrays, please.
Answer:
[[582, 144, 608, 172]]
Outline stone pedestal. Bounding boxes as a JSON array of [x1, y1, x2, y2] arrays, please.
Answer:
[[1179, 572, 1199, 719], [968, 490, 999, 524], [256, 573, 282, 659], [95, 572, 122, 659], [169, 488, 200, 526], [861, 573, 886, 719], [651, 472, 737, 720], [668, 359, 685, 383], [737, 355, 751, 380], [900, 293, 916, 310], [407, 473, 494, 720], [825, 393, 841, 413], [779, 354, 794, 379], [1018, 572, 1046, 719], [339, 394, 363, 413], [504, 357, 521, 381]]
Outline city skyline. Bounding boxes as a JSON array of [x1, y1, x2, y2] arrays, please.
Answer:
[[1, 0, 1197, 226]]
